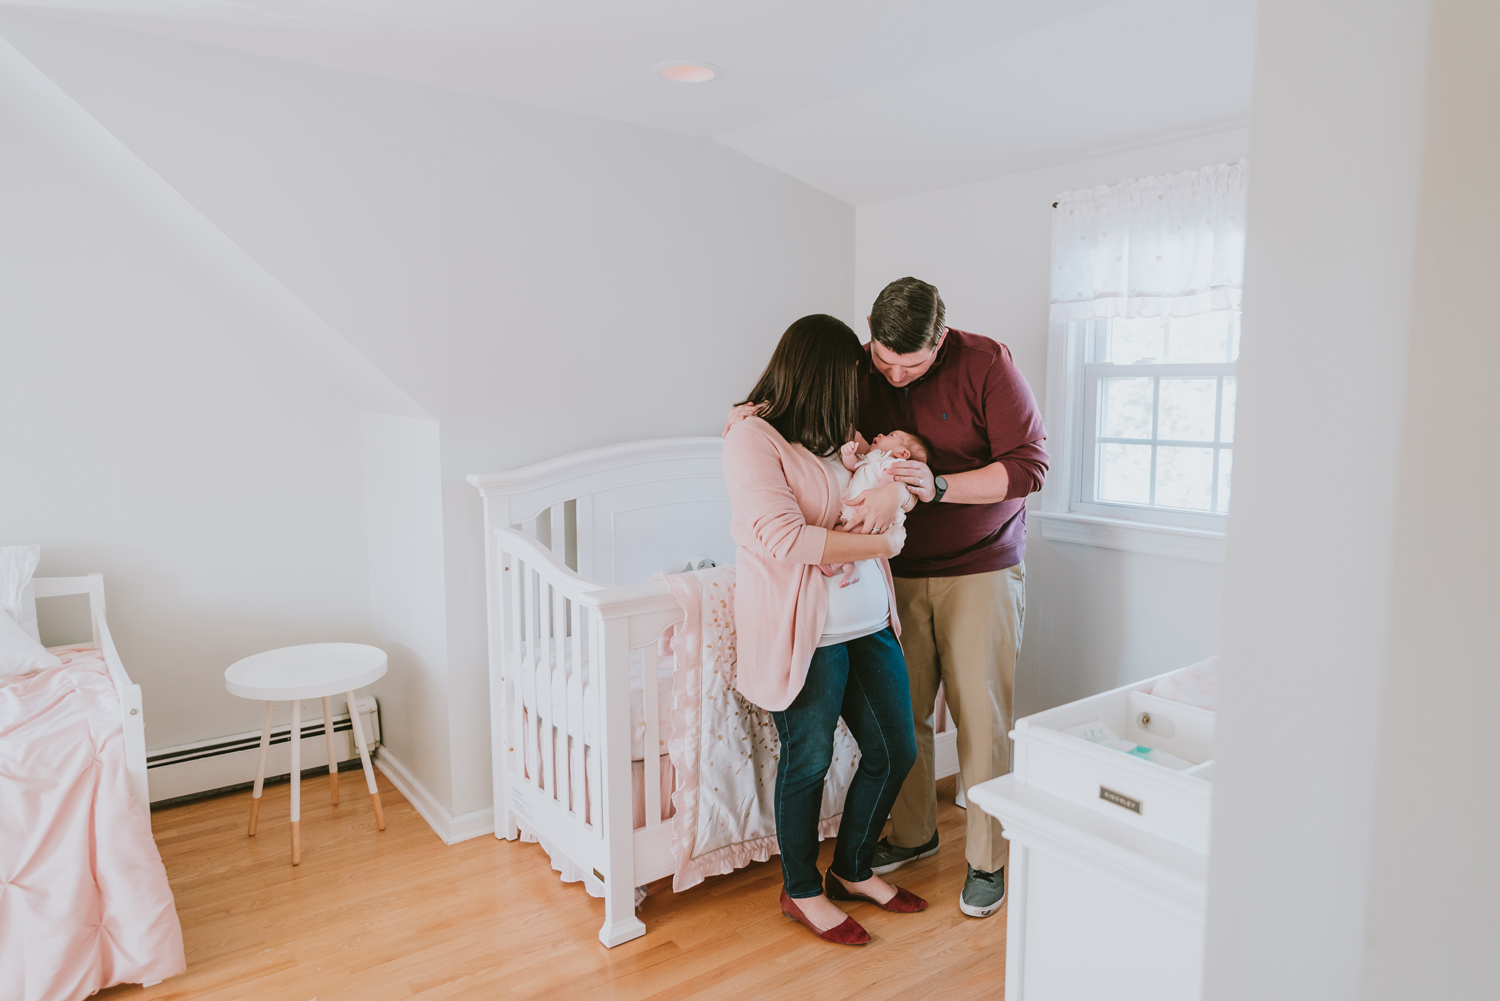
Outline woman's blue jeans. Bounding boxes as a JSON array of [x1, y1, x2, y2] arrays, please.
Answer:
[[771, 626, 918, 898]]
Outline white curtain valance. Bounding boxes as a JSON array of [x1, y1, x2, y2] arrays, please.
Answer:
[[1049, 160, 1247, 323]]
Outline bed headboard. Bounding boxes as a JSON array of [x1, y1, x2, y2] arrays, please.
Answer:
[[467, 437, 734, 586]]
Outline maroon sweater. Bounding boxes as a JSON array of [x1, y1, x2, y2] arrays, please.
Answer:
[[857, 329, 1048, 578]]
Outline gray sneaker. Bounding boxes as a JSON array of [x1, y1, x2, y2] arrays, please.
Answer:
[[959, 864, 1006, 917], [868, 831, 940, 875]]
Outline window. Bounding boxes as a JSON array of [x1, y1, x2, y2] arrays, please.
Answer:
[[1079, 311, 1240, 520], [1037, 160, 1246, 561]]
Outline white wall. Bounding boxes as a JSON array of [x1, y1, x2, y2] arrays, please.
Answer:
[[1361, 4, 1500, 994], [0, 95, 375, 750], [0, 11, 853, 818], [1206, 1, 1499, 999], [855, 129, 1248, 718]]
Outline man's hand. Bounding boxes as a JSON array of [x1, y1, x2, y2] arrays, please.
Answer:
[[888, 459, 937, 504], [722, 403, 762, 437], [841, 482, 904, 535]]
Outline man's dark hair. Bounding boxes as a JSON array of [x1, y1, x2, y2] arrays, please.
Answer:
[[869, 277, 946, 354], [739, 314, 863, 458]]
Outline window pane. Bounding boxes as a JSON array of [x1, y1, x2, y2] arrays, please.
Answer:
[[1157, 378, 1217, 442], [1155, 446, 1214, 510], [1107, 317, 1165, 364], [1220, 377, 1237, 442], [1098, 443, 1152, 504], [1216, 450, 1234, 512], [1101, 377, 1154, 439], [1166, 312, 1230, 363]]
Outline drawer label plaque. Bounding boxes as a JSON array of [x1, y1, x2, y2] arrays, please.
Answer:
[[1100, 785, 1142, 814]]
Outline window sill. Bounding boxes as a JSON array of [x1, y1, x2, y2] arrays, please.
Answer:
[[1033, 511, 1225, 564]]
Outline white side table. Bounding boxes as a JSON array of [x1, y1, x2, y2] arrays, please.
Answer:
[[224, 643, 388, 865]]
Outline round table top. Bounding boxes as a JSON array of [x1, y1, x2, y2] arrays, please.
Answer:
[[224, 643, 388, 701]]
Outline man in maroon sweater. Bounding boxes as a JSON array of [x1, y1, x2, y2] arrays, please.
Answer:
[[857, 278, 1047, 919]]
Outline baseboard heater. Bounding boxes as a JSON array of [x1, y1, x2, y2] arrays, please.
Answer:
[[147, 697, 380, 809]]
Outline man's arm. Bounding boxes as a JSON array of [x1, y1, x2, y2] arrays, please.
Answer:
[[888, 343, 1049, 504]]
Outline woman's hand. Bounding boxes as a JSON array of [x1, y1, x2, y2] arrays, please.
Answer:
[[722, 403, 763, 437], [841, 482, 904, 535], [819, 514, 905, 564], [887, 459, 937, 504], [878, 521, 906, 559]]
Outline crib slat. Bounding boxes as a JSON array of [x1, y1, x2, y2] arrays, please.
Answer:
[[569, 599, 586, 822], [524, 563, 541, 792], [550, 504, 567, 562], [642, 641, 662, 832], [547, 580, 566, 801], [575, 495, 595, 580], [588, 613, 605, 838]]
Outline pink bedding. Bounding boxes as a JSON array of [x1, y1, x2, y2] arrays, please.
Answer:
[[0, 646, 185, 1001]]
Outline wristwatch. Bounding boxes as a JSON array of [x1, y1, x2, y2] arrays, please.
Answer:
[[930, 475, 948, 504]]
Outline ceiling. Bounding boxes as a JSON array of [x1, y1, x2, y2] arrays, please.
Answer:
[[3, 0, 1256, 204]]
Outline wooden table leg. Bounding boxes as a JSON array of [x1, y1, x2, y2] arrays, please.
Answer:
[[346, 689, 385, 831], [290, 698, 302, 865], [322, 696, 340, 805], [248, 701, 274, 837]]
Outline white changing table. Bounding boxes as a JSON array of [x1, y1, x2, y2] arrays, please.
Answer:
[[967, 666, 1215, 1001]]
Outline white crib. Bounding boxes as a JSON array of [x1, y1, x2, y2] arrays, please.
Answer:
[[469, 437, 730, 947], [468, 436, 958, 948]]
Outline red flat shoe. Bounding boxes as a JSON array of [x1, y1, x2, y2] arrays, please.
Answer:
[[780, 888, 871, 945], [824, 869, 930, 912]]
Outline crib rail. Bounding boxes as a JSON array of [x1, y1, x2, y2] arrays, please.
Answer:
[[490, 526, 681, 947]]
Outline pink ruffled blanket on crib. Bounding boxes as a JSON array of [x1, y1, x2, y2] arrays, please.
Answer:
[[0, 646, 185, 1001], [663, 567, 858, 892]]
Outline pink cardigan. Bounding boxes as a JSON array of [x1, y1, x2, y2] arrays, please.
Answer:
[[722, 416, 900, 711]]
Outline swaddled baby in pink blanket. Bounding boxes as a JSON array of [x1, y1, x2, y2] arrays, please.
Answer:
[[820, 429, 929, 587]]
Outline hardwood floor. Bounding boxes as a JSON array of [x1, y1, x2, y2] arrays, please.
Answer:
[[100, 771, 1005, 1001]]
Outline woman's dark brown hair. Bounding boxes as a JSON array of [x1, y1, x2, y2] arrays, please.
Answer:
[[739, 314, 863, 458]]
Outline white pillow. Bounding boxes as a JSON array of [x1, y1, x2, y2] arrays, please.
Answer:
[[0, 607, 61, 677], [1, 545, 44, 642]]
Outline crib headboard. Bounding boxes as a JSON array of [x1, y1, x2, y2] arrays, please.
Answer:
[[467, 437, 734, 586]]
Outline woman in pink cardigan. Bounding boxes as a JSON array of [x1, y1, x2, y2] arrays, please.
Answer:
[[723, 314, 926, 945]]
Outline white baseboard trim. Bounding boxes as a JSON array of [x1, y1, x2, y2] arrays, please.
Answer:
[[375, 748, 494, 846], [147, 697, 380, 806]]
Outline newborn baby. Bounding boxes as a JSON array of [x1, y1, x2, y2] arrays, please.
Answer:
[[820, 430, 930, 587]]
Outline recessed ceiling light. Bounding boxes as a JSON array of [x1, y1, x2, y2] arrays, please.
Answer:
[[652, 61, 719, 84]]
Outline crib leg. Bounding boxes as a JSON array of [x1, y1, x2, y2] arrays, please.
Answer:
[[599, 876, 647, 948]]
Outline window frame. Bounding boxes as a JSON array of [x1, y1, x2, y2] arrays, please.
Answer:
[[1034, 317, 1236, 562], [1076, 358, 1236, 526]]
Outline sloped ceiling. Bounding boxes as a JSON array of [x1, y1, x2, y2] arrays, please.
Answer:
[[3, 0, 1255, 203]]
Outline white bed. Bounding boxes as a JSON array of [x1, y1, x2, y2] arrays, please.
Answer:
[[1, 571, 184, 997], [468, 436, 957, 948]]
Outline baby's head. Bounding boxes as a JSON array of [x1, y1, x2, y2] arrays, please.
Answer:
[[872, 430, 929, 464]]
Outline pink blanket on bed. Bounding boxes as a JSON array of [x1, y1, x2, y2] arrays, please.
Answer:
[[0, 646, 185, 1001]]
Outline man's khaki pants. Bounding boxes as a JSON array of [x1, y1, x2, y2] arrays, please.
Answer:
[[889, 563, 1025, 874]]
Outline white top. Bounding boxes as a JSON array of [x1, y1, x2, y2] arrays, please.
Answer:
[[818, 456, 891, 648], [224, 643, 388, 701]]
